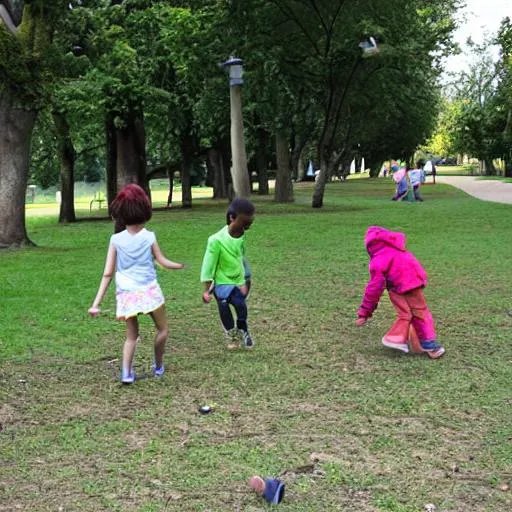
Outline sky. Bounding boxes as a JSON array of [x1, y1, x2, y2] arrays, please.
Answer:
[[445, 0, 510, 73]]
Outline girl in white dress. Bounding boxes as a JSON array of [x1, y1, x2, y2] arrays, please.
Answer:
[[89, 184, 184, 384]]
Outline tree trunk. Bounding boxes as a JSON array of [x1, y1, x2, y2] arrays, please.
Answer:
[[207, 147, 228, 199], [296, 150, 306, 181], [105, 113, 117, 210], [505, 160, 512, 178], [115, 111, 148, 194], [0, 97, 37, 248], [312, 153, 328, 208], [354, 155, 362, 173], [290, 132, 306, 181], [217, 150, 229, 199], [166, 163, 173, 207], [503, 110, 512, 177], [180, 141, 193, 208], [329, 151, 344, 180], [369, 165, 381, 178], [229, 85, 251, 198], [341, 160, 352, 180], [255, 127, 269, 195], [52, 111, 76, 223], [479, 158, 496, 176], [274, 129, 294, 202], [484, 159, 496, 176], [367, 157, 382, 178]]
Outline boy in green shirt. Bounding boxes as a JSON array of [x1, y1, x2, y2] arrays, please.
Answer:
[[201, 199, 255, 348]]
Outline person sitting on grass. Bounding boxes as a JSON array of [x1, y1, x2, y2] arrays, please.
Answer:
[[391, 164, 409, 201], [408, 163, 425, 201], [200, 199, 255, 349], [355, 226, 445, 359], [88, 184, 185, 384]]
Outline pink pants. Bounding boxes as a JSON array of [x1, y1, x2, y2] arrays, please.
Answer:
[[386, 289, 436, 345]]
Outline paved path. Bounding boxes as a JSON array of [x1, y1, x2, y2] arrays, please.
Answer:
[[436, 176, 512, 204]]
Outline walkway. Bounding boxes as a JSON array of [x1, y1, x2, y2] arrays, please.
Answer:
[[436, 176, 512, 205]]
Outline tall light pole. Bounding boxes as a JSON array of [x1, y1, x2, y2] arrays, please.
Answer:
[[222, 57, 251, 198]]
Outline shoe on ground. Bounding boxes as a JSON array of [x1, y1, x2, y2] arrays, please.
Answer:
[[420, 340, 445, 359], [381, 336, 409, 353], [240, 329, 254, 348], [151, 363, 165, 377], [121, 369, 135, 384]]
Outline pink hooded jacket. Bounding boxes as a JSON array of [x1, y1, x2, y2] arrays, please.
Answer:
[[357, 226, 428, 318]]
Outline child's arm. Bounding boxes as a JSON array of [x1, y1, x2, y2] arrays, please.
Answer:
[[356, 265, 386, 324], [200, 237, 220, 303], [241, 243, 251, 296], [89, 244, 116, 316], [152, 241, 185, 269], [202, 280, 214, 303]]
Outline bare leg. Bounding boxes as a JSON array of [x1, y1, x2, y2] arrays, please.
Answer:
[[150, 305, 169, 369], [122, 317, 139, 374]]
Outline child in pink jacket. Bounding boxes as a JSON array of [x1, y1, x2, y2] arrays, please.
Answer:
[[356, 226, 445, 359]]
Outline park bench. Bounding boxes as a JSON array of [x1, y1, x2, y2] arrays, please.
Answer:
[[89, 191, 106, 212]]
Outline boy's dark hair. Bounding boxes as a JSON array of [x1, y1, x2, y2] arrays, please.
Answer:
[[111, 184, 152, 232], [226, 198, 255, 224]]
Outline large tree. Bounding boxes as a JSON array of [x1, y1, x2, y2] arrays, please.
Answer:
[[496, 17, 512, 176], [0, 0, 69, 247], [252, 0, 459, 207]]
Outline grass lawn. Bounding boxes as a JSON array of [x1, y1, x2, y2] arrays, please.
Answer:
[[477, 176, 512, 184], [434, 166, 476, 176], [25, 184, 215, 218], [1, 180, 511, 511]]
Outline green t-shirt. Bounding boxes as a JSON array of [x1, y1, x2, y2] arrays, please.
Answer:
[[200, 225, 250, 285]]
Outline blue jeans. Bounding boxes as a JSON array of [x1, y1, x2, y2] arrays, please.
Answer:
[[214, 287, 248, 332]]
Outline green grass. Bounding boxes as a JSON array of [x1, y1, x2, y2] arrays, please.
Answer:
[[477, 176, 512, 183], [26, 182, 214, 217], [435, 165, 476, 176], [1, 180, 512, 511]]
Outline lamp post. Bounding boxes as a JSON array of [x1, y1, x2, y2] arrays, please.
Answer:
[[222, 56, 251, 198]]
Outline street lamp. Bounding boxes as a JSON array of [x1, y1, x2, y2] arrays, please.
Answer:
[[222, 56, 251, 198], [224, 56, 244, 86]]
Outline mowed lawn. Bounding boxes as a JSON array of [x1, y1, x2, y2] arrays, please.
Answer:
[[1, 180, 511, 512]]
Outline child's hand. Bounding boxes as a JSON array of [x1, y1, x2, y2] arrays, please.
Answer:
[[202, 291, 211, 304], [88, 306, 101, 317], [239, 284, 249, 296], [355, 317, 367, 326]]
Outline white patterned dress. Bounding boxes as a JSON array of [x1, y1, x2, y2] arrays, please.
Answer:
[[110, 228, 165, 320]]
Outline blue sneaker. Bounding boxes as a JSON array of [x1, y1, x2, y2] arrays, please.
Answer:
[[151, 363, 165, 377], [121, 369, 135, 384], [420, 340, 445, 359]]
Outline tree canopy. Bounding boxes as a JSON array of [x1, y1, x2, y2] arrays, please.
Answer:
[[0, 0, 468, 247]]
